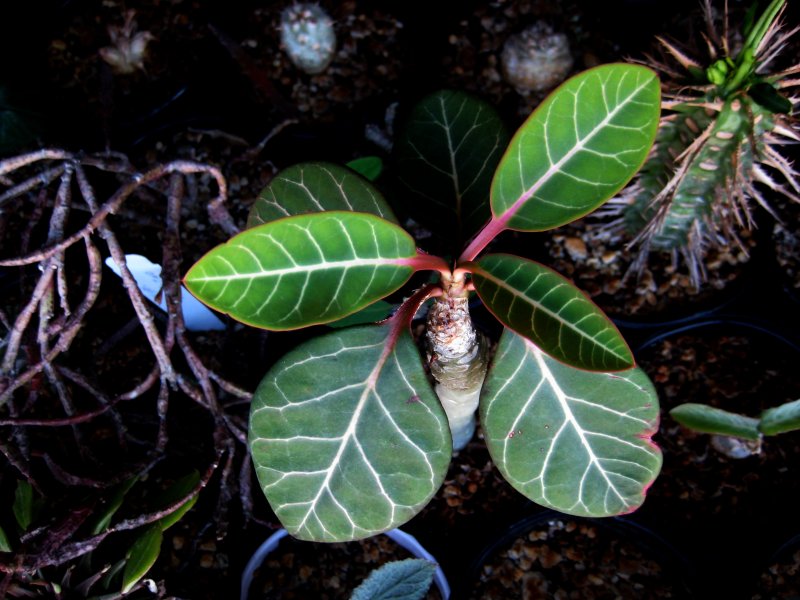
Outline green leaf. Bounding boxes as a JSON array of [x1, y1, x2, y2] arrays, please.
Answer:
[[670, 403, 761, 441], [0, 525, 11, 552], [471, 254, 633, 371], [347, 156, 384, 181], [89, 477, 139, 535], [491, 63, 660, 232], [328, 300, 395, 328], [748, 82, 793, 114], [247, 162, 397, 228], [121, 525, 163, 594], [156, 471, 200, 531], [481, 329, 662, 517], [395, 90, 510, 243], [760, 398, 800, 436], [249, 323, 451, 542], [185, 212, 422, 330], [350, 558, 437, 600], [13, 480, 34, 532]]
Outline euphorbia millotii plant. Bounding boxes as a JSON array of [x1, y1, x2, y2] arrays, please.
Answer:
[[185, 64, 664, 542]]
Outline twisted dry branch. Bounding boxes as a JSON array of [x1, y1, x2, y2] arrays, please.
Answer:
[[0, 148, 259, 576]]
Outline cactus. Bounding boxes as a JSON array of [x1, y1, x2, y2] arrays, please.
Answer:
[[610, 0, 800, 284], [279, 3, 336, 75]]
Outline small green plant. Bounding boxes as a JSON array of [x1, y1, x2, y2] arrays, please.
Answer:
[[0, 471, 200, 597], [671, 398, 800, 458], [609, 0, 800, 283], [350, 558, 437, 600], [185, 64, 664, 542]]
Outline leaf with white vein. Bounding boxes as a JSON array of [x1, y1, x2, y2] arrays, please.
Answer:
[[481, 329, 661, 517], [249, 323, 451, 541], [247, 162, 397, 228], [395, 90, 510, 244], [491, 63, 660, 231], [184, 212, 433, 330], [471, 253, 633, 371]]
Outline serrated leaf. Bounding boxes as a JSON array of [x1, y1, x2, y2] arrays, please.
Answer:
[[395, 90, 510, 243], [13, 480, 34, 532], [185, 212, 421, 330], [347, 156, 384, 181], [247, 162, 397, 228], [350, 558, 437, 600], [249, 323, 451, 542], [121, 525, 163, 594], [491, 63, 660, 232], [156, 470, 200, 531], [0, 525, 11, 552], [471, 254, 633, 371], [670, 403, 761, 440], [760, 398, 800, 436], [481, 329, 661, 517]]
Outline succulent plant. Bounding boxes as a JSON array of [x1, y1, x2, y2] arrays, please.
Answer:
[[608, 0, 800, 284], [280, 3, 337, 75], [500, 21, 574, 94]]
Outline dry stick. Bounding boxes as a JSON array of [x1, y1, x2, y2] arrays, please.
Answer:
[[0, 239, 104, 406], [162, 176, 246, 447], [0, 164, 65, 209], [3, 450, 223, 573], [59, 365, 127, 447], [18, 188, 48, 257], [0, 148, 73, 177], [162, 174, 219, 414], [0, 161, 228, 267], [119, 365, 161, 400], [74, 164, 176, 385], [37, 165, 86, 453], [208, 371, 252, 401], [161, 174, 243, 539], [0, 439, 42, 494], [0, 264, 55, 375], [40, 453, 111, 489]]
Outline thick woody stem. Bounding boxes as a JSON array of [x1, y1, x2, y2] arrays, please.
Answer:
[[425, 276, 487, 451]]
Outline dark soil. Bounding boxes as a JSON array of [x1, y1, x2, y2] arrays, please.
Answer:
[[2, 1, 800, 599], [245, 533, 443, 600], [469, 515, 689, 599]]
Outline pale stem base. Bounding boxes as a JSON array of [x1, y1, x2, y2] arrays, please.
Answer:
[[426, 293, 488, 451]]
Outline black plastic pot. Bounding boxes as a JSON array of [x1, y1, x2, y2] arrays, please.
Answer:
[[240, 528, 450, 600], [463, 509, 694, 599], [752, 532, 800, 599], [633, 317, 800, 598]]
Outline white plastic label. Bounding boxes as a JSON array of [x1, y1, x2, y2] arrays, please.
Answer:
[[105, 254, 225, 331]]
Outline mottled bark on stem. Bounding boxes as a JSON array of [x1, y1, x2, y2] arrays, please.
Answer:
[[426, 288, 488, 450]]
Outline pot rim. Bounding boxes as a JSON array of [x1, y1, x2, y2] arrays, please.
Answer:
[[239, 527, 451, 600]]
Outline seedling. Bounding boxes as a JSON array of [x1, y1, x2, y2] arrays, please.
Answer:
[[185, 64, 664, 542], [671, 398, 800, 458]]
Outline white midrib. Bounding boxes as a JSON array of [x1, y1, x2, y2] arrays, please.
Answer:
[[193, 256, 407, 282], [531, 345, 630, 508], [295, 344, 396, 533], [479, 270, 627, 364], [499, 76, 648, 225]]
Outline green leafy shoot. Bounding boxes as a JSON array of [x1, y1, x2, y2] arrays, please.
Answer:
[[13, 480, 36, 532], [121, 525, 163, 594], [0, 525, 11, 553], [185, 63, 663, 536], [350, 559, 437, 600], [672, 398, 800, 439]]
